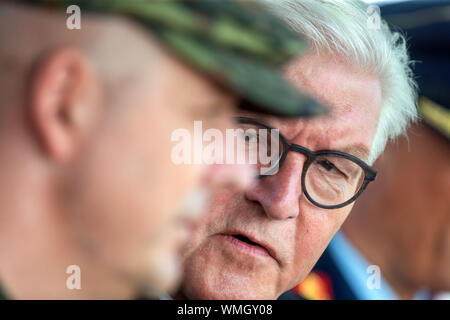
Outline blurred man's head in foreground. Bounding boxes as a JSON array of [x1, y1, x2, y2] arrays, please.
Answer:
[[0, 0, 321, 299]]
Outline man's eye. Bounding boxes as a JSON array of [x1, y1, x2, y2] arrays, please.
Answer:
[[318, 160, 338, 172]]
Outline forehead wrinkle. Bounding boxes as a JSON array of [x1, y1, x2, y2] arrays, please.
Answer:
[[285, 112, 372, 160], [236, 89, 374, 161], [236, 109, 370, 158]]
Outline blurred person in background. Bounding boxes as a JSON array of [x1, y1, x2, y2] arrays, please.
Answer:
[[177, 0, 418, 300], [289, 0, 450, 300], [0, 0, 322, 299]]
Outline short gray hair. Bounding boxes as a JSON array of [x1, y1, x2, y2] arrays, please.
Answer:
[[260, 0, 418, 163]]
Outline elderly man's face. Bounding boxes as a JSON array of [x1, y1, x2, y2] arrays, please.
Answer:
[[180, 53, 383, 299]]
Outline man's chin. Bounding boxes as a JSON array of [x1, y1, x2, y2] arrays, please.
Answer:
[[180, 236, 279, 300], [180, 278, 278, 300]]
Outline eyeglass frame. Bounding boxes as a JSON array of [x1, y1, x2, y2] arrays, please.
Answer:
[[235, 116, 377, 210]]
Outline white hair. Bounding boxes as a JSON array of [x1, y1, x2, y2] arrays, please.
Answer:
[[260, 0, 418, 163]]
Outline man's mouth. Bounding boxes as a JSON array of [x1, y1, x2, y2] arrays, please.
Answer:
[[220, 232, 276, 261], [233, 234, 263, 248]]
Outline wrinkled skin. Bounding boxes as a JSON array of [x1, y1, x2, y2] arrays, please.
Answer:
[[180, 52, 383, 299]]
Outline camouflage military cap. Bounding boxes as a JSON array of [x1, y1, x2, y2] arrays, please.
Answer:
[[25, 0, 327, 117]]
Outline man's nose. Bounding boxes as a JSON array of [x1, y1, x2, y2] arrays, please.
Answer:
[[245, 153, 305, 220]]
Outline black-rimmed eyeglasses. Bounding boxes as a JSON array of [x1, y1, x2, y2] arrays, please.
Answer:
[[235, 117, 377, 209]]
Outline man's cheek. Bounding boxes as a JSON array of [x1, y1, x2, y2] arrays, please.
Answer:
[[291, 210, 347, 271], [305, 206, 350, 239]]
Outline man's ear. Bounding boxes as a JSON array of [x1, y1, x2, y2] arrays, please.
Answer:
[[28, 47, 102, 162]]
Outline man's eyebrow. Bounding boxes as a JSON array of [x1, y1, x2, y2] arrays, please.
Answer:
[[233, 114, 372, 161], [337, 145, 371, 161]]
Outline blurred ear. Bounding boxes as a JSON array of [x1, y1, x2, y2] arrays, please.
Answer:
[[28, 47, 102, 162]]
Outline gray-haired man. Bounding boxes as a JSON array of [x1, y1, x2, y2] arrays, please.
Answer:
[[178, 0, 418, 300]]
